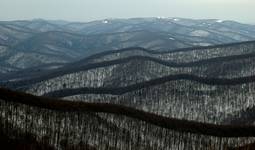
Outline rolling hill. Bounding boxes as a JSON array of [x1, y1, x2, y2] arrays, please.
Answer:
[[1, 18, 255, 149], [1, 18, 255, 73]]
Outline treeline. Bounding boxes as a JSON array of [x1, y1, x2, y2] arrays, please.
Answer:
[[42, 74, 255, 97], [2, 40, 255, 89], [2, 87, 255, 137], [17, 51, 255, 97], [3, 53, 255, 94], [39, 78, 255, 124], [86, 41, 255, 64], [77, 40, 255, 63]]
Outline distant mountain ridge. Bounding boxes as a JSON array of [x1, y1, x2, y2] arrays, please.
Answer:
[[1, 17, 255, 73], [2, 40, 255, 83]]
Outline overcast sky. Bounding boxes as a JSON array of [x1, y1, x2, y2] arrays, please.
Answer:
[[0, 0, 254, 23]]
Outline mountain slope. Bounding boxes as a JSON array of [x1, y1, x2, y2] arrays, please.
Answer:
[[1, 18, 255, 73], [2, 41, 255, 126], [1, 87, 255, 149]]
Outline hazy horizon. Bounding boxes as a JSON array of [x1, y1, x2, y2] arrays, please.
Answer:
[[0, 0, 255, 24], [2, 17, 255, 25]]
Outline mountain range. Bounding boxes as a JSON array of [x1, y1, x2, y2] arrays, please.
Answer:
[[1, 39, 255, 149], [1, 17, 255, 149], [1, 17, 255, 74]]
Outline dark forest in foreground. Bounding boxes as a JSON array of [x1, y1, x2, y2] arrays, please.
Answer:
[[1, 88, 255, 150]]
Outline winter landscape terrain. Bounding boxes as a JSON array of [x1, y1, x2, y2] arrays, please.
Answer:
[[1, 17, 255, 149]]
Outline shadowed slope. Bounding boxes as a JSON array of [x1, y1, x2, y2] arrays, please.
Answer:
[[42, 74, 255, 97], [1, 87, 255, 137], [3, 50, 255, 88]]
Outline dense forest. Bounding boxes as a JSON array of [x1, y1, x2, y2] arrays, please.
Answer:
[[1, 41, 255, 149], [1, 88, 255, 150]]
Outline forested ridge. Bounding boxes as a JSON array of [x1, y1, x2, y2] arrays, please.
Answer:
[[1, 87, 255, 137], [1, 41, 255, 149], [1, 87, 255, 149], [76, 40, 255, 62], [43, 74, 255, 97], [1, 45, 255, 87]]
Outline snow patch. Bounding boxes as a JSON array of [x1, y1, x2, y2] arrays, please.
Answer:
[[193, 43, 211, 46], [102, 20, 109, 24], [157, 16, 166, 19], [173, 18, 180, 21], [190, 30, 210, 37], [169, 37, 175, 40], [216, 20, 223, 23]]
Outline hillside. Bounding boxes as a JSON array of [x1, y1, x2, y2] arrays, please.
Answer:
[[1, 18, 255, 73], [0, 42, 254, 125], [1, 88, 255, 149], [1, 19, 255, 149]]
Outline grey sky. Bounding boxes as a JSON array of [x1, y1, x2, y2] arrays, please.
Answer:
[[0, 0, 254, 23]]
